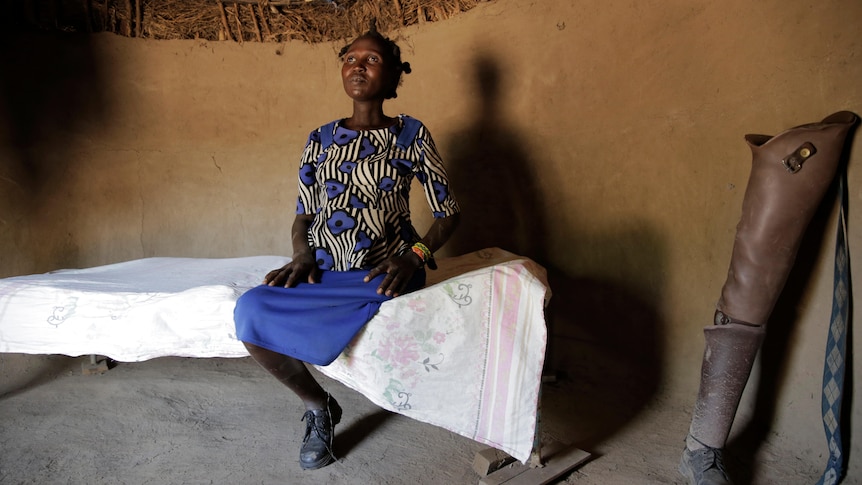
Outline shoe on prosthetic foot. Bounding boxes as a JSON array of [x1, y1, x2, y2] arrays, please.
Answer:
[[679, 439, 732, 485], [299, 393, 342, 470]]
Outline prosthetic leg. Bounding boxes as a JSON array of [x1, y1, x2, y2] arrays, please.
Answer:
[[681, 111, 858, 485]]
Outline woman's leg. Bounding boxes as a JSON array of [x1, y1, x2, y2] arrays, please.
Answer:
[[242, 341, 327, 410], [243, 341, 341, 469]]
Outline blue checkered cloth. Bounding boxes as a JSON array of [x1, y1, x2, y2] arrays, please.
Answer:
[[816, 174, 850, 485]]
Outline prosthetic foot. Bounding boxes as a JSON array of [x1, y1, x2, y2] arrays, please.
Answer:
[[682, 111, 858, 485]]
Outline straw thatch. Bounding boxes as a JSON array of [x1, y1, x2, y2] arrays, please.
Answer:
[[8, 0, 492, 43]]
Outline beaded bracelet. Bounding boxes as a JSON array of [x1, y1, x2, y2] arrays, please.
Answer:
[[412, 242, 432, 260], [412, 242, 436, 270], [410, 245, 427, 265]]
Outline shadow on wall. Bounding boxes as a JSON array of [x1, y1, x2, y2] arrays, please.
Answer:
[[445, 52, 665, 449], [542, 226, 666, 450], [444, 52, 548, 262], [0, 14, 108, 274]]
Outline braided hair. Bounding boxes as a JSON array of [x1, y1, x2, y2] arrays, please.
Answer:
[[339, 19, 412, 99]]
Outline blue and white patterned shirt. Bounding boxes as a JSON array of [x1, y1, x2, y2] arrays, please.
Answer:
[[296, 114, 460, 271]]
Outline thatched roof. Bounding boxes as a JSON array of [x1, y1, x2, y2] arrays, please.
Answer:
[[6, 0, 491, 43]]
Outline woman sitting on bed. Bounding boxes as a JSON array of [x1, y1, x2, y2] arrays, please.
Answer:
[[233, 23, 461, 471]]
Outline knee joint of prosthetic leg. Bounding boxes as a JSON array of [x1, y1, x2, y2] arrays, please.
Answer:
[[713, 309, 763, 329], [705, 310, 766, 362]]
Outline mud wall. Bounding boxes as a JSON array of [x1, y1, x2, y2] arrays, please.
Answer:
[[2, 0, 861, 477]]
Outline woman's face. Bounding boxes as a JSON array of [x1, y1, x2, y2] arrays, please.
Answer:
[[341, 36, 396, 102]]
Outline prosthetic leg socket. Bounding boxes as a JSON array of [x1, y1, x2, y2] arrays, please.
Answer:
[[718, 111, 857, 324]]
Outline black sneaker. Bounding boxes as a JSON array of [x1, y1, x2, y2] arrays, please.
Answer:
[[679, 445, 732, 485], [299, 394, 342, 470]]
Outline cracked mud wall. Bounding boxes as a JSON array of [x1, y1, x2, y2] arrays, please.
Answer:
[[2, 0, 862, 478]]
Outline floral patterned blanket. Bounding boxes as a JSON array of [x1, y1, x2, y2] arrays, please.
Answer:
[[0, 248, 549, 462]]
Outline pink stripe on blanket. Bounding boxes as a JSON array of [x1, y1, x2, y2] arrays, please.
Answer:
[[475, 264, 527, 445]]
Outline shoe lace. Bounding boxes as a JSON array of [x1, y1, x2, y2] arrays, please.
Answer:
[[301, 409, 337, 459], [700, 447, 729, 477], [301, 410, 329, 441]]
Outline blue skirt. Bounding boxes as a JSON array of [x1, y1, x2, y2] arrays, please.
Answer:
[[234, 269, 425, 366]]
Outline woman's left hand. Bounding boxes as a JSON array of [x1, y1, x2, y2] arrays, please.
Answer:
[[364, 252, 423, 297]]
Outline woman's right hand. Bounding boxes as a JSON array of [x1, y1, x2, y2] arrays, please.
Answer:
[[263, 252, 321, 288], [265, 213, 319, 288]]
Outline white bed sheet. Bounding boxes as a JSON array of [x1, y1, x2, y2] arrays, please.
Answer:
[[0, 248, 549, 462]]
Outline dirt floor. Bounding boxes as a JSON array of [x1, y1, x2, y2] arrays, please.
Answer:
[[0, 353, 840, 485]]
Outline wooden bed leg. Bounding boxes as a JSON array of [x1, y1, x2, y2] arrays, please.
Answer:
[[81, 354, 109, 375], [529, 381, 546, 468], [477, 375, 592, 485], [473, 447, 516, 476], [478, 441, 591, 485]]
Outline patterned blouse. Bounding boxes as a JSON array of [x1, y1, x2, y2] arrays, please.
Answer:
[[295, 114, 460, 271]]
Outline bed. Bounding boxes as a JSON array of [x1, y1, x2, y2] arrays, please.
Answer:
[[0, 247, 549, 464]]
